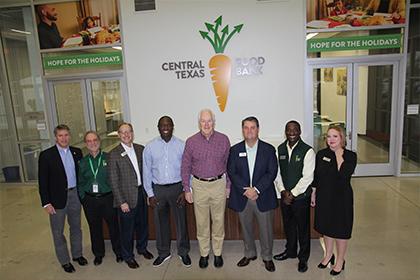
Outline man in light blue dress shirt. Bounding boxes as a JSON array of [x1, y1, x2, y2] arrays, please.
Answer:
[[143, 116, 191, 267]]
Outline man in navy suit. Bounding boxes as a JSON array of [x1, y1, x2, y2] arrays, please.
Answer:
[[38, 124, 87, 273], [227, 116, 278, 272]]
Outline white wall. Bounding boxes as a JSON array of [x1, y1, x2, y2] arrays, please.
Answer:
[[120, 0, 305, 145]]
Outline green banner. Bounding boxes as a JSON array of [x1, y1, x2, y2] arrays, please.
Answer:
[[43, 52, 123, 69], [307, 34, 402, 53]]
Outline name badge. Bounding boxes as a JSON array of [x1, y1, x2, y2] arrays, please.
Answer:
[[92, 183, 99, 193], [322, 156, 331, 162], [239, 152, 247, 157], [121, 151, 127, 157], [279, 155, 286, 160]]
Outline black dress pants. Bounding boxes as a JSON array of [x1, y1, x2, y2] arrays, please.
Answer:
[[82, 193, 121, 258], [280, 197, 311, 262], [118, 189, 149, 261]]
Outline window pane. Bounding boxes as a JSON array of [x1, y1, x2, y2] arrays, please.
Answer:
[[0, 7, 48, 141], [402, 8, 420, 173], [313, 67, 348, 152], [0, 59, 20, 182], [357, 65, 393, 164], [91, 79, 123, 152], [53, 82, 87, 146]]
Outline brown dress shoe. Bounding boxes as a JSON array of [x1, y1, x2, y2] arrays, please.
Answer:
[[125, 258, 139, 269], [237, 256, 257, 267], [263, 260, 275, 272], [138, 250, 154, 260]]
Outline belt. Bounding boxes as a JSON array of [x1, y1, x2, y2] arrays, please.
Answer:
[[68, 187, 76, 191], [85, 191, 112, 198], [193, 174, 223, 182], [154, 181, 182, 187]]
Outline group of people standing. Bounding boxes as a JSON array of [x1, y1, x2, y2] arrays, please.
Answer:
[[38, 109, 356, 277]]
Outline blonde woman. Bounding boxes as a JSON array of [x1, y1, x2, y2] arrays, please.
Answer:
[[311, 126, 357, 276]]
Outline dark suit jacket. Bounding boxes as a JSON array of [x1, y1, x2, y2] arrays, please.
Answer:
[[38, 145, 83, 209], [227, 140, 278, 212], [108, 143, 144, 208]]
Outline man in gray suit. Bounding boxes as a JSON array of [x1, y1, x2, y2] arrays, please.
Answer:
[[108, 123, 153, 269]]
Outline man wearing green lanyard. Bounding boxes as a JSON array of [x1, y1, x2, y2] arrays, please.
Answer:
[[77, 131, 122, 265]]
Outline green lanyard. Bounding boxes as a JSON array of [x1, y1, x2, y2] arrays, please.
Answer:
[[88, 152, 103, 180]]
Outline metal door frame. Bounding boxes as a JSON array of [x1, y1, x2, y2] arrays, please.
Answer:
[[306, 55, 403, 176]]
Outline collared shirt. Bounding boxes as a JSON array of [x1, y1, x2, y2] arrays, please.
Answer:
[[121, 142, 142, 186], [77, 151, 111, 200], [143, 136, 185, 197], [56, 144, 76, 189], [181, 131, 231, 192], [38, 21, 62, 49], [245, 140, 259, 184], [275, 140, 315, 198]]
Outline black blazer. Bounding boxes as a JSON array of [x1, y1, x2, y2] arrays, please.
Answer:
[[227, 140, 278, 212], [38, 145, 83, 209]]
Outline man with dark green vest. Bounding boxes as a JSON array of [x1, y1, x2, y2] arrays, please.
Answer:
[[273, 120, 315, 273]]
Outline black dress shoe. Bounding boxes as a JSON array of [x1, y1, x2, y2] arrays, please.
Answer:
[[330, 260, 345, 276], [237, 256, 257, 267], [72, 256, 88, 266], [153, 255, 171, 267], [125, 258, 139, 269], [199, 255, 209, 268], [214, 255, 223, 268], [62, 263, 75, 273], [93, 256, 103, 266], [116, 255, 123, 263], [179, 255, 192, 267], [298, 260, 308, 273], [273, 251, 297, 261], [318, 254, 335, 269], [263, 260, 276, 272], [138, 249, 154, 260]]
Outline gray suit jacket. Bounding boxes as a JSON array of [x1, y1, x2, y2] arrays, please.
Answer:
[[108, 143, 144, 208]]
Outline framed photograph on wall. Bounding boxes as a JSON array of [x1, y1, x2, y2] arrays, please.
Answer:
[[324, 68, 333, 82], [336, 68, 347, 96]]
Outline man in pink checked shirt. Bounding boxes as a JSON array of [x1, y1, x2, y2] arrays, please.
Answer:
[[181, 108, 231, 269]]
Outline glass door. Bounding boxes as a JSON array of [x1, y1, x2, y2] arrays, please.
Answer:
[[51, 80, 89, 148], [87, 78, 124, 151], [310, 61, 399, 176], [49, 77, 125, 154], [352, 62, 398, 176]]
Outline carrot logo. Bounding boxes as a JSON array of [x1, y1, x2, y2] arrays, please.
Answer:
[[199, 16, 243, 112]]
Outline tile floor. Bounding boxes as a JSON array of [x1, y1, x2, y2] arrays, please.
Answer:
[[0, 176, 419, 280]]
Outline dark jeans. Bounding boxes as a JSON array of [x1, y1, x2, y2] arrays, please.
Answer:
[[280, 197, 311, 262], [118, 189, 148, 261], [82, 193, 121, 258], [153, 182, 190, 257]]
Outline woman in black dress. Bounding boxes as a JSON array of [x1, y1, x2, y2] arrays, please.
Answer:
[[310, 125, 357, 276]]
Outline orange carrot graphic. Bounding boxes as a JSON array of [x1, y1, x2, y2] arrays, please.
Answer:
[[209, 54, 231, 112], [199, 16, 243, 112]]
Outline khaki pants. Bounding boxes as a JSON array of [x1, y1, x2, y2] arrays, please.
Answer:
[[191, 177, 226, 257]]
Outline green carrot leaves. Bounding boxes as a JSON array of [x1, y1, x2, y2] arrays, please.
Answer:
[[199, 16, 244, 54]]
